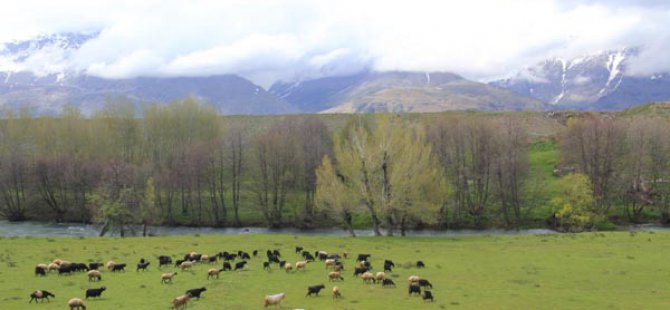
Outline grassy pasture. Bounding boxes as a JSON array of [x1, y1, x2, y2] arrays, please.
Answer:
[[0, 232, 668, 309]]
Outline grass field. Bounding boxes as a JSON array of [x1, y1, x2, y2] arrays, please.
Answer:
[[1, 232, 668, 309]]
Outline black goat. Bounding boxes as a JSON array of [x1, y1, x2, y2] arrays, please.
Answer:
[[29, 290, 55, 303]]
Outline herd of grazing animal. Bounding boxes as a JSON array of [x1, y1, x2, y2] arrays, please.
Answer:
[[29, 246, 435, 308]]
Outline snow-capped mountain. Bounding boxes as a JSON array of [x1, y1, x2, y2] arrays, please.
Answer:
[[491, 48, 670, 109], [0, 33, 296, 115]]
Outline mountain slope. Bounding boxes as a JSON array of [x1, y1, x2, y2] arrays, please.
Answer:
[[272, 71, 543, 113], [492, 48, 670, 109]]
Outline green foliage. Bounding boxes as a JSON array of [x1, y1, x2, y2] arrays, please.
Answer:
[[551, 173, 596, 231]]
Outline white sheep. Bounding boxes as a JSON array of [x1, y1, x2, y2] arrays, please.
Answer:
[[67, 297, 86, 310], [264, 293, 285, 307]]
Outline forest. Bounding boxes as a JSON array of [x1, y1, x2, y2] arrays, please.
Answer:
[[1, 99, 669, 236]]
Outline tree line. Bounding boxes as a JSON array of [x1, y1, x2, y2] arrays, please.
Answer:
[[1, 100, 669, 235]]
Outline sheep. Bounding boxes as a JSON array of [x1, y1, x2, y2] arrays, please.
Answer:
[[87, 270, 102, 282], [185, 287, 207, 299], [239, 251, 251, 260], [382, 278, 396, 288], [85, 287, 106, 299], [384, 260, 395, 272], [416, 261, 425, 268], [105, 261, 116, 271], [328, 271, 344, 282], [29, 290, 55, 303], [263, 261, 271, 270], [180, 261, 193, 272], [222, 262, 232, 271], [343, 251, 349, 259], [235, 261, 247, 270], [357, 254, 371, 262], [284, 264, 293, 273], [52, 259, 64, 265], [423, 290, 434, 302], [295, 246, 304, 254], [171, 293, 192, 309], [71, 263, 89, 272], [316, 251, 328, 261], [58, 264, 74, 275], [418, 279, 433, 289], [306, 284, 326, 296], [68, 297, 86, 310], [88, 262, 102, 271], [332, 286, 342, 299], [137, 261, 150, 271], [325, 259, 337, 269], [158, 256, 172, 268], [357, 260, 372, 270], [35, 265, 47, 276], [272, 249, 281, 258], [353, 267, 368, 277], [161, 272, 177, 284], [207, 255, 218, 263], [296, 261, 307, 271], [264, 293, 285, 307], [303, 252, 316, 262], [207, 268, 224, 279], [361, 272, 375, 284], [47, 262, 60, 272], [375, 271, 386, 283], [334, 264, 344, 272], [175, 259, 186, 267], [111, 263, 127, 272], [253, 250, 259, 257], [200, 255, 210, 263], [36, 263, 48, 270], [187, 252, 201, 262], [279, 260, 287, 268], [409, 284, 421, 296], [408, 275, 421, 284]]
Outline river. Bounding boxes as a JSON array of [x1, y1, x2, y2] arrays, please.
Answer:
[[0, 220, 564, 237]]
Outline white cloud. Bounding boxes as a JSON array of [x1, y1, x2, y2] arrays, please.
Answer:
[[0, 0, 668, 86]]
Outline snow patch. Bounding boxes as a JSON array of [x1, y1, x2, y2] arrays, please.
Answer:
[[551, 58, 567, 105], [425, 72, 430, 85], [599, 51, 626, 95]]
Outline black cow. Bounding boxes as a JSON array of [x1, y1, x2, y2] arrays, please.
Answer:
[[29, 290, 55, 303], [416, 261, 425, 268], [295, 246, 304, 254], [357, 254, 371, 262], [409, 284, 421, 295], [85, 287, 106, 299], [88, 262, 102, 270], [137, 261, 150, 271], [353, 267, 368, 277], [111, 263, 126, 272], [382, 278, 396, 287], [234, 261, 247, 270], [35, 266, 46, 276], [185, 287, 207, 299], [418, 279, 433, 289], [422, 290, 434, 302], [222, 262, 232, 271], [263, 262, 271, 270], [306, 284, 326, 297]]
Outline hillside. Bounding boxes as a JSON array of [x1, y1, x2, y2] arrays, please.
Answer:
[[273, 71, 544, 113]]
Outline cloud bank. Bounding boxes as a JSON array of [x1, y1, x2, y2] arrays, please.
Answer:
[[0, 0, 668, 86]]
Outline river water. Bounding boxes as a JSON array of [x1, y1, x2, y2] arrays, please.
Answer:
[[0, 220, 564, 237], [0, 220, 666, 238]]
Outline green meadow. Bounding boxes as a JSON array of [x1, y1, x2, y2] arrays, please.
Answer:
[[0, 232, 668, 309]]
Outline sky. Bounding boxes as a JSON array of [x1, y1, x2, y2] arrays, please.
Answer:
[[0, 0, 668, 87]]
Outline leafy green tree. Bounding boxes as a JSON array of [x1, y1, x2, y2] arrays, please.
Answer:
[[140, 177, 159, 236], [551, 173, 596, 232], [315, 155, 359, 236]]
